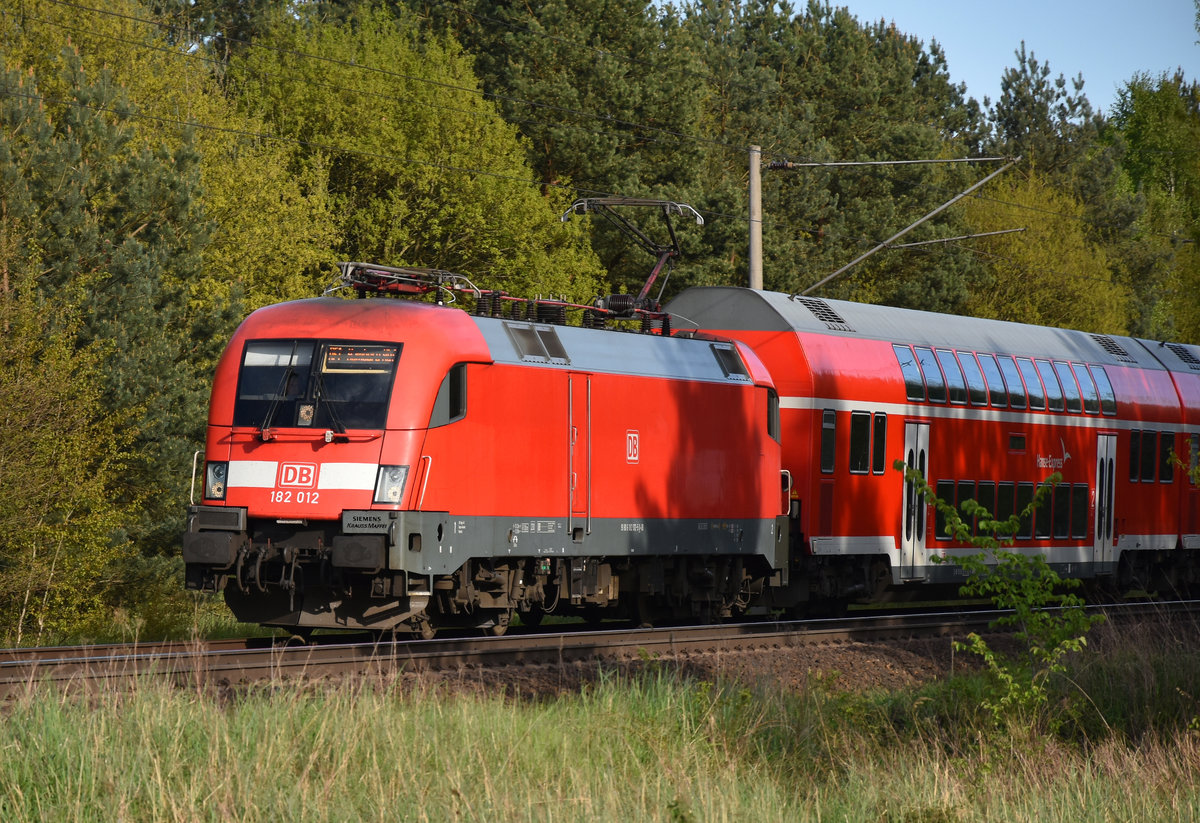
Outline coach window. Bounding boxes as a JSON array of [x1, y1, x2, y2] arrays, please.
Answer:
[[1071, 485, 1090, 538], [935, 480, 956, 540], [1190, 434, 1199, 485], [936, 349, 968, 404], [849, 411, 871, 474], [1129, 431, 1142, 482], [997, 356, 1027, 409], [871, 413, 888, 474], [976, 482, 996, 537], [1016, 482, 1035, 539], [1160, 432, 1176, 483], [820, 409, 836, 474], [1141, 431, 1158, 482], [1035, 481, 1054, 538], [914, 347, 947, 403], [1090, 366, 1117, 415], [1052, 483, 1072, 539], [957, 352, 989, 405], [894, 344, 926, 401], [976, 354, 1009, 407], [1035, 360, 1064, 412], [1017, 358, 1046, 410], [957, 480, 976, 535], [1130, 430, 1158, 482], [1071, 362, 1100, 413], [1054, 361, 1083, 413], [996, 482, 1016, 529]]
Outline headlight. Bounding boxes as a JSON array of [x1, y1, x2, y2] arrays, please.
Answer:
[[373, 465, 409, 504], [205, 461, 228, 501]]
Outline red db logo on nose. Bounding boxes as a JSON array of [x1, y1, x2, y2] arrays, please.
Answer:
[[279, 463, 317, 488]]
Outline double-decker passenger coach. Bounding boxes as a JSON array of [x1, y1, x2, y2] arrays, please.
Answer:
[[665, 286, 1200, 601]]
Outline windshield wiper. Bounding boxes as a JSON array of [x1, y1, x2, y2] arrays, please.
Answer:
[[260, 341, 299, 440], [314, 371, 348, 435]]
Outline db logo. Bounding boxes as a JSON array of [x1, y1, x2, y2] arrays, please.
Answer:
[[279, 463, 317, 488], [626, 431, 639, 464]]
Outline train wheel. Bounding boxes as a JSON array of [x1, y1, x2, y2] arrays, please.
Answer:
[[411, 617, 437, 640], [486, 609, 512, 637]]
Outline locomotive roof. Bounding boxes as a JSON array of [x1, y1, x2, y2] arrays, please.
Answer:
[[666, 286, 1200, 374], [471, 314, 768, 386]]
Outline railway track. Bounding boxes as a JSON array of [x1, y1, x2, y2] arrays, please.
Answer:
[[1, 601, 1194, 700]]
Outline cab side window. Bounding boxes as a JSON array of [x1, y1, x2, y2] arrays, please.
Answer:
[[429, 364, 467, 427]]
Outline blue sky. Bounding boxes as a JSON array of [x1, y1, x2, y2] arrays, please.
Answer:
[[838, 0, 1199, 115]]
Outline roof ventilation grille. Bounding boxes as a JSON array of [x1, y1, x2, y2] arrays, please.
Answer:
[[1167, 342, 1200, 370], [1089, 334, 1135, 363], [797, 297, 854, 332]]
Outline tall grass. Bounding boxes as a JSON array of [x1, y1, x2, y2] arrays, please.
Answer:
[[2, 618, 1199, 822]]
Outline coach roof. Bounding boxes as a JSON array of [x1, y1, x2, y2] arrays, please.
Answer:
[[666, 286, 1171, 371]]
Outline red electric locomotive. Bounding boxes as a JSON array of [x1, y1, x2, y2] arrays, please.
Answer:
[[183, 264, 789, 635], [665, 286, 1200, 601]]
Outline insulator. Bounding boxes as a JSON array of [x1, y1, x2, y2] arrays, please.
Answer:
[[641, 315, 652, 333], [538, 302, 566, 325], [476, 293, 493, 316], [660, 314, 672, 336], [604, 294, 636, 317]]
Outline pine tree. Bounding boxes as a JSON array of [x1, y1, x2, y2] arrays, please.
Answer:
[[0, 65, 141, 643], [0, 42, 216, 559]]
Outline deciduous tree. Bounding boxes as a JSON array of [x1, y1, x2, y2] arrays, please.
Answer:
[[229, 4, 604, 300]]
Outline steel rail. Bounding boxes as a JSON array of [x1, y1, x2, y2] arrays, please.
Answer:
[[1, 600, 1194, 699]]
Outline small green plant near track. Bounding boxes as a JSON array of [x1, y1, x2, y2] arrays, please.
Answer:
[[896, 462, 1104, 726]]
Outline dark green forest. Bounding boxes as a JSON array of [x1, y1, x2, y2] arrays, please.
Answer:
[[0, 0, 1197, 642]]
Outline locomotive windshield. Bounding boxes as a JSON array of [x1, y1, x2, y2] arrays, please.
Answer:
[[234, 339, 400, 431]]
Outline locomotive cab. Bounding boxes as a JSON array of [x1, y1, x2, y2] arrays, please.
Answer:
[[183, 295, 492, 633]]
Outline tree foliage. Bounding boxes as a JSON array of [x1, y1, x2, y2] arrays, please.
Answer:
[[0, 60, 142, 640], [1, 0, 342, 314], [0, 41, 221, 548], [961, 172, 1129, 332], [228, 4, 605, 300], [1110, 72, 1200, 341], [0, 276, 136, 644]]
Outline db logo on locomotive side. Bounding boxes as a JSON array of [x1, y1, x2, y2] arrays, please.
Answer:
[[279, 463, 318, 488], [626, 430, 639, 464]]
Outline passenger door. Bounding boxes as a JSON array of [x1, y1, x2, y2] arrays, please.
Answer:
[[901, 422, 930, 580], [569, 373, 591, 541], [1093, 434, 1117, 572]]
